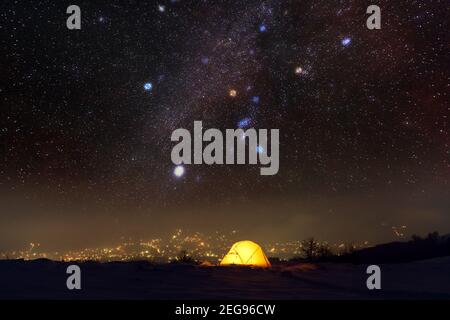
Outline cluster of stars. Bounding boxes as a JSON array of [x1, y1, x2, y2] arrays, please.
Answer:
[[0, 0, 448, 248]]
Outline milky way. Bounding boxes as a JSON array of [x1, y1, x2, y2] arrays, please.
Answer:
[[0, 0, 449, 248]]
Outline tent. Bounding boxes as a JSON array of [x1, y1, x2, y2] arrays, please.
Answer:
[[220, 240, 271, 267]]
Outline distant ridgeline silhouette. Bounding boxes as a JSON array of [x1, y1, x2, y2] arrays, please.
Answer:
[[337, 232, 450, 264]]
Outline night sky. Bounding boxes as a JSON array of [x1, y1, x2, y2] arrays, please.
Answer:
[[0, 0, 449, 251]]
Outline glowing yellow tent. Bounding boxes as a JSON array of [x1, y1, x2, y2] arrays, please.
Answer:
[[220, 240, 271, 267]]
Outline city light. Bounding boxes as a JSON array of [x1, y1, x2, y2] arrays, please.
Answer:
[[0, 229, 372, 263]]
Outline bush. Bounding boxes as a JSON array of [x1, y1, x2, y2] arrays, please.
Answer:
[[174, 250, 196, 264]]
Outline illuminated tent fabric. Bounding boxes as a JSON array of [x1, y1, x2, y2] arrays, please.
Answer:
[[220, 240, 271, 267]]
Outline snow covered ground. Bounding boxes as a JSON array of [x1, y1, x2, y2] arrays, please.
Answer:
[[1, 257, 449, 299]]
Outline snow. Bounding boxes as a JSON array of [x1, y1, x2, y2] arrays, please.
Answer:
[[0, 258, 449, 299]]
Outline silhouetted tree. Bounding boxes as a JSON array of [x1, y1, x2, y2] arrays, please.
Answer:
[[175, 250, 195, 263], [301, 238, 319, 261], [317, 243, 333, 260], [341, 242, 356, 255], [426, 232, 439, 244]]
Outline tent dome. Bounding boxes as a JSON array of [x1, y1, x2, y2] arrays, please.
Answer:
[[220, 240, 271, 267]]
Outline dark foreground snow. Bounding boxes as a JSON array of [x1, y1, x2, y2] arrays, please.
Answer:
[[1, 257, 449, 299]]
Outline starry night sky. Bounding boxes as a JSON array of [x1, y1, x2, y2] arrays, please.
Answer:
[[0, 0, 449, 250]]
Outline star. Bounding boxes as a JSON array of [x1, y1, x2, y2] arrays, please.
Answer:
[[251, 96, 260, 104], [341, 37, 352, 46], [259, 23, 267, 33], [238, 117, 251, 128], [174, 165, 185, 178], [201, 57, 209, 65], [144, 82, 153, 91]]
